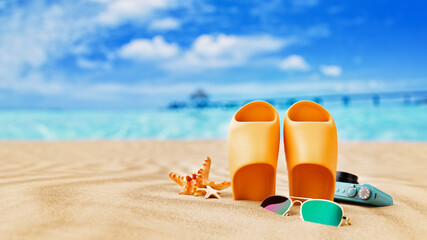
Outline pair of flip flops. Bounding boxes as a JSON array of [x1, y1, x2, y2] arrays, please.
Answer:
[[228, 100, 338, 201]]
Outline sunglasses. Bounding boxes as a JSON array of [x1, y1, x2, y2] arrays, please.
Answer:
[[261, 195, 351, 227]]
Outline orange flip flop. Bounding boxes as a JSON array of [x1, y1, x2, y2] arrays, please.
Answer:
[[284, 101, 338, 201], [228, 101, 280, 200]]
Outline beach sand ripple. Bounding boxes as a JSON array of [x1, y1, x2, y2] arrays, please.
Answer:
[[0, 141, 425, 239]]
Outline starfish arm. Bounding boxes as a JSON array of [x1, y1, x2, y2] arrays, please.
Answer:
[[169, 172, 186, 187], [194, 175, 206, 188], [205, 180, 231, 191], [203, 186, 222, 199], [197, 157, 211, 180], [180, 181, 196, 195], [194, 190, 205, 196], [212, 191, 221, 199]]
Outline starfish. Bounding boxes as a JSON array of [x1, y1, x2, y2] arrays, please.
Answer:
[[169, 157, 231, 197], [198, 186, 221, 199]]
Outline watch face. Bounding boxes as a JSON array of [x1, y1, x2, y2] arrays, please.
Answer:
[[358, 187, 371, 200]]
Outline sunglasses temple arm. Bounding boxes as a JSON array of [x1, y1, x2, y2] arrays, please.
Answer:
[[283, 200, 296, 216], [288, 196, 312, 201]]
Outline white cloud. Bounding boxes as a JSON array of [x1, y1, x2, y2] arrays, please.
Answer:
[[149, 17, 180, 31], [279, 55, 309, 71], [97, 0, 179, 25], [320, 65, 342, 77], [0, 4, 89, 69], [0, 1, 97, 92], [119, 36, 180, 60], [77, 58, 111, 69], [164, 34, 287, 71], [0, 72, 66, 95]]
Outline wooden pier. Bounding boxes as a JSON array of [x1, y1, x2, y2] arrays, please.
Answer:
[[168, 90, 427, 109]]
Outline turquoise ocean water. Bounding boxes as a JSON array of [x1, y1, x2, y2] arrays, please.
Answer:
[[0, 103, 425, 141]]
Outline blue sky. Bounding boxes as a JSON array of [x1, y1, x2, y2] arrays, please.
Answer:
[[0, 0, 426, 108]]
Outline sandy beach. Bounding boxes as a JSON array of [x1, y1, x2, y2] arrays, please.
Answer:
[[0, 140, 426, 239]]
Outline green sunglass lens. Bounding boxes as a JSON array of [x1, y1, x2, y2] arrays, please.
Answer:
[[301, 200, 343, 227]]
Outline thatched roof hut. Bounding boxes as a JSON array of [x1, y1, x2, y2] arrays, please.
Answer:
[[190, 89, 209, 108]]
